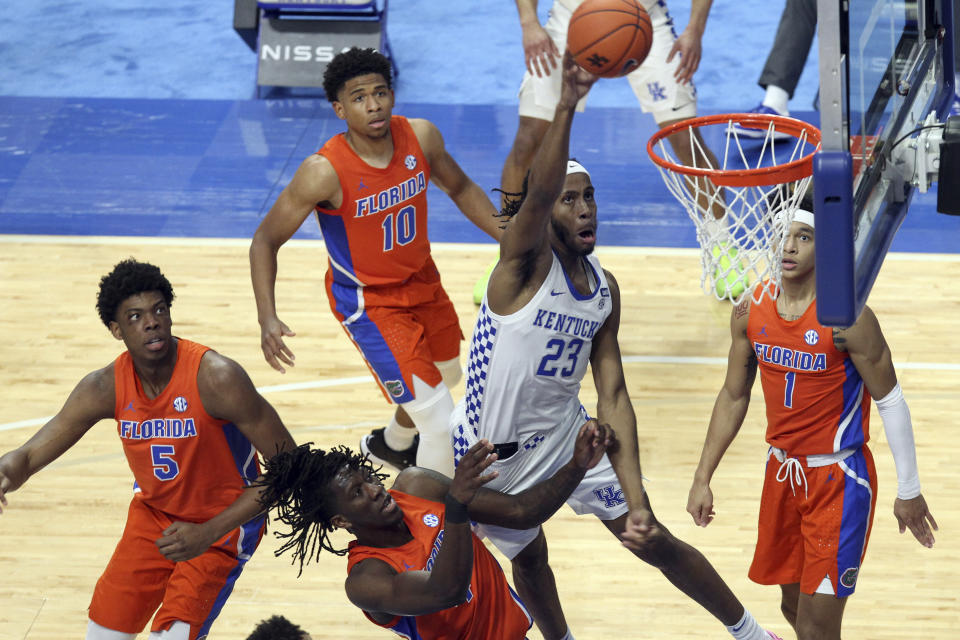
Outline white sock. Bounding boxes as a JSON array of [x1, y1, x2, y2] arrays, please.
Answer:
[[560, 629, 575, 640], [762, 85, 790, 115], [86, 620, 136, 640], [384, 414, 417, 451], [726, 608, 769, 640]]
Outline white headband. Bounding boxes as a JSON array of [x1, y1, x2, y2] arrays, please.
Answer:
[[566, 160, 590, 178], [792, 208, 815, 228]]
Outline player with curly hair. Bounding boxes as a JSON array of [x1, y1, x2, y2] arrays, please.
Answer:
[[0, 258, 296, 640], [256, 421, 613, 639], [251, 47, 502, 479]]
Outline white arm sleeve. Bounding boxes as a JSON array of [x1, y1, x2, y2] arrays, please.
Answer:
[[875, 383, 922, 500]]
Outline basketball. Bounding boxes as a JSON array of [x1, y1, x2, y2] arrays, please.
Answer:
[[568, 0, 654, 78]]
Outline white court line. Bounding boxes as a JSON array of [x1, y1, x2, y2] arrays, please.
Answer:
[[4, 357, 959, 433]]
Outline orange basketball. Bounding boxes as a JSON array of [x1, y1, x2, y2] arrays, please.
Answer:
[[568, 0, 653, 78]]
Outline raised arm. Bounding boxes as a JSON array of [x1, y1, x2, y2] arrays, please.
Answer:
[[686, 299, 757, 527], [668, 0, 713, 84], [516, 0, 559, 77], [249, 155, 340, 373], [836, 306, 937, 547], [0, 367, 115, 513], [487, 53, 597, 313], [409, 118, 502, 241], [154, 351, 297, 561]]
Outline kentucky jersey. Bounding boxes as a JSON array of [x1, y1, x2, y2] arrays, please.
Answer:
[[464, 253, 612, 446], [747, 294, 871, 455], [316, 115, 432, 290], [346, 491, 532, 639], [113, 338, 261, 522]]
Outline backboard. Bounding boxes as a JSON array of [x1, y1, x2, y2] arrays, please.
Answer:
[[814, 0, 956, 326]]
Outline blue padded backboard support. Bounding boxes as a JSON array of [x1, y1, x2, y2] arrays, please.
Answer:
[[813, 151, 855, 326]]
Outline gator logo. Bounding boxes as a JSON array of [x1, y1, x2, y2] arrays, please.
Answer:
[[385, 380, 405, 398], [840, 566, 859, 588]]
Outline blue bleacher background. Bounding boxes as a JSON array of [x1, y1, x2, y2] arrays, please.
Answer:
[[0, 0, 957, 250]]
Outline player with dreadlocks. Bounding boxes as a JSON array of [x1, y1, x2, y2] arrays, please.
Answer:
[[257, 420, 614, 639], [0, 258, 296, 640], [251, 46, 503, 479]]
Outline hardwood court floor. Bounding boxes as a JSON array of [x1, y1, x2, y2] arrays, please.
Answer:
[[0, 237, 957, 639]]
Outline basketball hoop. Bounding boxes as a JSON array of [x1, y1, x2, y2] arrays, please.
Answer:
[[646, 113, 822, 304]]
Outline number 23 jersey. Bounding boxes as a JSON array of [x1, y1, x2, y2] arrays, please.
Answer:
[[465, 253, 612, 445]]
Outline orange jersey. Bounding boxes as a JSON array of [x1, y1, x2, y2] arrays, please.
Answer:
[[346, 491, 532, 640], [113, 338, 261, 522], [316, 115, 432, 291], [747, 295, 871, 455]]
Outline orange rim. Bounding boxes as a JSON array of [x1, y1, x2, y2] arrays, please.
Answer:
[[646, 113, 822, 188]]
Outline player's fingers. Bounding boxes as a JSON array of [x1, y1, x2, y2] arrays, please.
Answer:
[[926, 510, 939, 531], [530, 55, 543, 78]]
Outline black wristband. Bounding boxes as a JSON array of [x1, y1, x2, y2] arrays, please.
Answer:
[[444, 493, 470, 524]]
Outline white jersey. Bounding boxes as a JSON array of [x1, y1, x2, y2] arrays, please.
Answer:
[[558, 0, 657, 12], [463, 252, 612, 447]]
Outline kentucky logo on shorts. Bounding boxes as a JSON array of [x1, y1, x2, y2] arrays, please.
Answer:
[[385, 380, 405, 398], [404, 154, 417, 170], [423, 513, 440, 528], [172, 396, 188, 412], [593, 485, 625, 509], [840, 566, 859, 588], [804, 329, 820, 345]]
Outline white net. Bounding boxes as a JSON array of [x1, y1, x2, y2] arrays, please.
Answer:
[[649, 115, 819, 304]]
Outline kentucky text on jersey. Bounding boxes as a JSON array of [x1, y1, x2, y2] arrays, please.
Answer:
[[119, 418, 198, 440], [354, 171, 427, 218], [532, 309, 602, 339], [754, 342, 827, 372]]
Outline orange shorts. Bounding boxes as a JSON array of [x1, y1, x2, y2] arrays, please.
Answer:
[[749, 446, 877, 598], [326, 261, 462, 404], [88, 497, 263, 638]]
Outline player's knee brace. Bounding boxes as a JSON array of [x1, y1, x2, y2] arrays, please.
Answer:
[[404, 376, 456, 476], [435, 357, 462, 390]]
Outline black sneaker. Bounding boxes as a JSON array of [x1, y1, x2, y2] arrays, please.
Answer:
[[361, 427, 419, 471]]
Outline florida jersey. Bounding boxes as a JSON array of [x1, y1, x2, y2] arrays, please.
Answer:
[[316, 115, 432, 292], [347, 491, 532, 639], [113, 338, 261, 522], [464, 253, 611, 446], [747, 295, 871, 455]]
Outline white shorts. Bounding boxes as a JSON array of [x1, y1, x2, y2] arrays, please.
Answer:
[[450, 403, 629, 559], [518, 0, 698, 124]]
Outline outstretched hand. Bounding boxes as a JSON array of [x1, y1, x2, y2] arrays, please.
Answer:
[[448, 440, 499, 506], [557, 50, 599, 109], [894, 495, 938, 548], [260, 316, 296, 373], [572, 419, 615, 470]]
